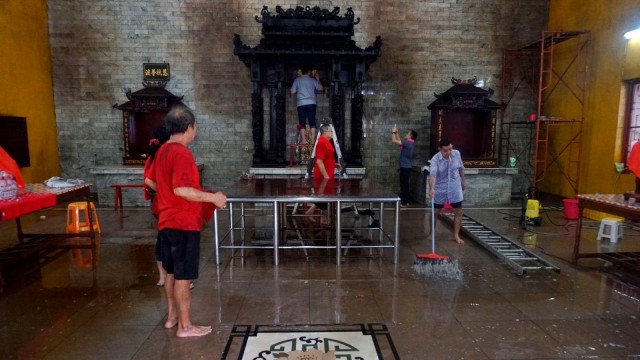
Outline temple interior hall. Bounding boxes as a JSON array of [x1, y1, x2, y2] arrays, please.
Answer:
[[2, 0, 640, 359]]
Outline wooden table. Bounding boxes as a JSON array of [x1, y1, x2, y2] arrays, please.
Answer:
[[0, 183, 96, 273], [573, 194, 640, 272]]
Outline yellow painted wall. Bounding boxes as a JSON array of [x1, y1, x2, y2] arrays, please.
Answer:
[[0, 0, 60, 182], [542, 0, 640, 197]]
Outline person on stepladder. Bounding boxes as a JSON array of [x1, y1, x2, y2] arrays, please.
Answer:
[[291, 66, 323, 143], [428, 139, 466, 244]]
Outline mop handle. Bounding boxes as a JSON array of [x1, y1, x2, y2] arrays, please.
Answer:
[[431, 197, 436, 252]]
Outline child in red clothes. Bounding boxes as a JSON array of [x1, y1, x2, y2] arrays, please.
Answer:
[[143, 127, 170, 287]]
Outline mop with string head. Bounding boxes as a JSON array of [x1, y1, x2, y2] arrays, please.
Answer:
[[413, 197, 463, 280]]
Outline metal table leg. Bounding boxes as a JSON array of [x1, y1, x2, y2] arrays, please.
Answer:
[[394, 201, 400, 264], [273, 201, 279, 266], [240, 203, 245, 258], [379, 202, 384, 244], [336, 200, 342, 265], [214, 209, 220, 264]]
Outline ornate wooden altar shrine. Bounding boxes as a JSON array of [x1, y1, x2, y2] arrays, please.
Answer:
[[113, 64, 184, 165], [428, 77, 501, 167], [234, 6, 382, 166]]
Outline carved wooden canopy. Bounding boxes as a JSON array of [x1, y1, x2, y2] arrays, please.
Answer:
[[233, 5, 381, 83], [233, 5, 382, 166], [428, 77, 501, 111], [114, 84, 183, 113]]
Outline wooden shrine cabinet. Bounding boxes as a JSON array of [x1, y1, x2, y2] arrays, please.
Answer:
[[233, 5, 381, 166], [114, 83, 183, 165], [428, 77, 501, 167]]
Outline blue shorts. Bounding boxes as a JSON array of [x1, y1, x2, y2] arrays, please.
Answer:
[[158, 228, 200, 280], [297, 104, 317, 128]]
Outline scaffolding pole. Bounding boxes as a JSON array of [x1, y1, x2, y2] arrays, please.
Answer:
[[501, 30, 591, 197]]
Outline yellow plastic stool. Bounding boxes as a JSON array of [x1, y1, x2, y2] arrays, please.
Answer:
[[66, 202, 101, 234]]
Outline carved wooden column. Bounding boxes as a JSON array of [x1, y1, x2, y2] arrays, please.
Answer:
[[274, 86, 286, 164], [331, 85, 345, 147], [351, 92, 364, 165], [251, 92, 264, 164]]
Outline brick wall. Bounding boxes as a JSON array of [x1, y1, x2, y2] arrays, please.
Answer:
[[47, 0, 547, 201]]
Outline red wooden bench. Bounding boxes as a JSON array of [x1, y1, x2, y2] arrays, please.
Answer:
[[110, 184, 144, 210]]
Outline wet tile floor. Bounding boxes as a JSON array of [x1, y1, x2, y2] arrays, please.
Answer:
[[1, 201, 640, 359]]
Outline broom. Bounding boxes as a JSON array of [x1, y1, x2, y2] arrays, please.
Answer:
[[413, 197, 463, 280]]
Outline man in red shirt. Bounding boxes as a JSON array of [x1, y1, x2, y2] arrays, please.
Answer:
[[307, 125, 338, 221], [313, 124, 337, 181], [146, 105, 226, 338]]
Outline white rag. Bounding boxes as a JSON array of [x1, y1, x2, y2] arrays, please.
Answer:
[[44, 177, 85, 188]]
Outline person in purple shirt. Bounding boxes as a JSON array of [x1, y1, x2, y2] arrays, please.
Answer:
[[429, 139, 466, 244], [391, 125, 417, 207]]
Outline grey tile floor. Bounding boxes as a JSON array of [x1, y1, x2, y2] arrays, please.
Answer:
[[1, 201, 640, 359]]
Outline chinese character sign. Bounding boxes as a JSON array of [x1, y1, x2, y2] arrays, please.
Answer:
[[143, 63, 170, 81]]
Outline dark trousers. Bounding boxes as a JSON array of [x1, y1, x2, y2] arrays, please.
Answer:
[[399, 167, 412, 205]]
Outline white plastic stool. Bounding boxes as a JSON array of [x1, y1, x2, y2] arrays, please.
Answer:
[[596, 218, 623, 242]]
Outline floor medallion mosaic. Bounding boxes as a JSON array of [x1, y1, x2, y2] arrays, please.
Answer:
[[222, 323, 399, 360]]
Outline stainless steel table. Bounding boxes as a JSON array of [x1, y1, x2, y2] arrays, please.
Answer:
[[213, 178, 400, 265]]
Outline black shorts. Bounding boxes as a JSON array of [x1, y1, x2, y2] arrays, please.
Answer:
[[158, 228, 200, 280], [434, 201, 462, 209], [297, 104, 317, 128]]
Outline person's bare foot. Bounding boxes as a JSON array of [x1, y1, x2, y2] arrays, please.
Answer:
[[164, 317, 178, 329], [176, 324, 212, 338], [454, 237, 464, 244]]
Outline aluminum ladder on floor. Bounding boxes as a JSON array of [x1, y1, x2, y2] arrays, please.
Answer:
[[442, 213, 560, 275]]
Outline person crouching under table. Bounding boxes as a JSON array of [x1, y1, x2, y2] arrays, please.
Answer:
[[428, 139, 466, 244]]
